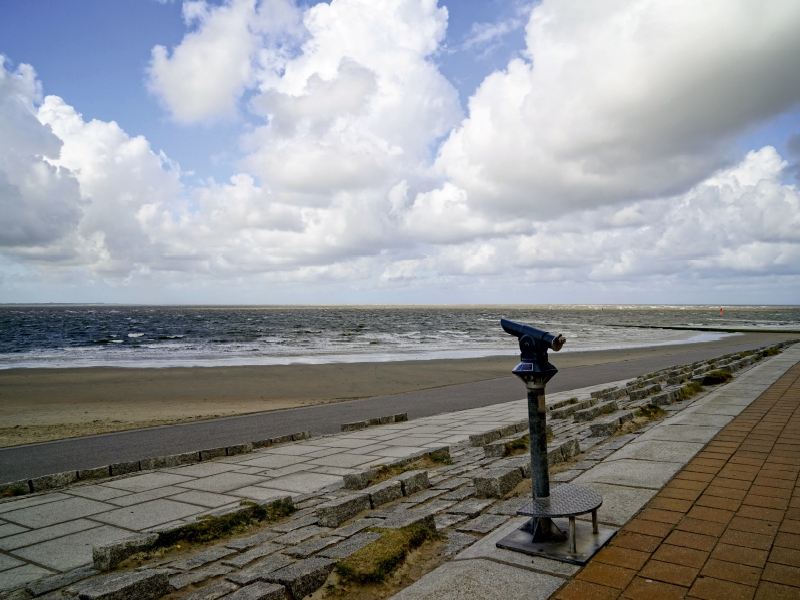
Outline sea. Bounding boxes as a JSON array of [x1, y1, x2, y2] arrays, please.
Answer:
[[0, 305, 798, 369]]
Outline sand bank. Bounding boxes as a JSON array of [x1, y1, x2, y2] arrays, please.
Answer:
[[0, 331, 790, 447]]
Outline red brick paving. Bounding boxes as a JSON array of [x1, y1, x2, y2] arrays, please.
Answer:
[[554, 361, 800, 600]]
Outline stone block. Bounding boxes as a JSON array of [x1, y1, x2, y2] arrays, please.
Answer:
[[318, 531, 383, 559], [469, 430, 501, 446], [379, 415, 394, 424], [222, 543, 283, 569], [483, 441, 507, 458], [66, 569, 168, 600], [292, 431, 311, 441], [427, 446, 450, 462], [30, 470, 78, 492], [266, 557, 337, 600], [270, 434, 293, 444], [394, 413, 408, 422], [366, 417, 382, 426], [283, 536, 342, 559], [169, 564, 233, 590], [139, 456, 167, 471], [77, 466, 109, 480], [395, 470, 430, 496], [558, 438, 580, 459], [316, 494, 370, 527], [381, 507, 437, 530], [27, 566, 99, 597], [499, 424, 516, 437], [171, 547, 237, 571], [93, 533, 158, 571], [546, 445, 563, 467], [456, 514, 508, 535], [200, 447, 226, 461], [181, 580, 237, 600], [590, 386, 618, 399], [447, 498, 493, 518], [109, 461, 139, 476], [225, 582, 285, 600], [496, 457, 531, 479], [342, 468, 378, 490], [617, 410, 636, 424], [226, 443, 253, 456], [226, 554, 295, 586], [0, 478, 30, 496], [341, 421, 367, 432], [251, 439, 272, 449], [589, 416, 620, 437], [473, 468, 522, 498], [164, 452, 199, 467], [367, 480, 403, 508], [513, 420, 527, 433]]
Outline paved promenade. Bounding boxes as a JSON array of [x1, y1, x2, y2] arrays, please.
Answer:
[[0, 344, 796, 597], [554, 355, 800, 599]]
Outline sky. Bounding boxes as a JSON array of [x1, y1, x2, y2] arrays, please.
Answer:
[[1, 0, 800, 305]]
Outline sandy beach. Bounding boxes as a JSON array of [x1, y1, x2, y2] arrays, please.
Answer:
[[0, 331, 791, 448]]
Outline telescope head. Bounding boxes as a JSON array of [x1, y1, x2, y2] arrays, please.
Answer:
[[501, 319, 566, 387], [500, 319, 566, 360]]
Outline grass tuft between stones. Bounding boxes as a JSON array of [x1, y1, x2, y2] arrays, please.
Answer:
[[155, 499, 295, 547], [504, 434, 529, 456], [680, 380, 705, 400], [636, 403, 668, 420], [335, 524, 440, 584], [702, 370, 734, 386]]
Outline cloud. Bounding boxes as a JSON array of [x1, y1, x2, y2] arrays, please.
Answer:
[[147, 0, 303, 122], [0, 59, 82, 248], [436, 0, 800, 218], [3, 1, 800, 303]]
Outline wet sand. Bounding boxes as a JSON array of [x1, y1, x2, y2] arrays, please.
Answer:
[[0, 331, 790, 447]]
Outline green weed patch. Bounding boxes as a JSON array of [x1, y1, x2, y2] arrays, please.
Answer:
[[702, 370, 733, 386], [335, 524, 439, 584]]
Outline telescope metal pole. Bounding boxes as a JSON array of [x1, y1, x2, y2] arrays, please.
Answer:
[[526, 378, 553, 538]]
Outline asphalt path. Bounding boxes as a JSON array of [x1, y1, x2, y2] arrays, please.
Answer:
[[0, 339, 774, 483]]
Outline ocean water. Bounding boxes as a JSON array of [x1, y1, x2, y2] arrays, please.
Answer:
[[0, 305, 798, 369]]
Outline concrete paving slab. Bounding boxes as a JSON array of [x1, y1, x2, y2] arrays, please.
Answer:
[[105, 486, 188, 507], [167, 490, 241, 508], [177, 472, 268, 494], [66, 485, 131, 501], [573, 458, 683, 490], [634, 424, 720, 444], [306, 454, 381, 469], [103, 472, 194, 492], [163, 462, 246, 478], [606, 439, 704, 463], [0, 523, 28, 538], [454, 517, 580, 576], [575, 482, 658, 526], [0, 519, 98, 551], [0, 493, 71, 514], [227, 487, 292, 503], [370, 447, 427, 458], [91, 499, 204, 530], [10, 525, 130, 572], [236, 455, 310, 470], [1, 497, 112, 529], [389, 558, 564, 600], [258, 473, 342, 494], [668, 412, 734, 427], [0, 552, 25, 571], [0, 563, 53, 592]]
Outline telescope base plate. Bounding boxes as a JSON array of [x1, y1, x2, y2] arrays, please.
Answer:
[[496, 518, 617, 566]]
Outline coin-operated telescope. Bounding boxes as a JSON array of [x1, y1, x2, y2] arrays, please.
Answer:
[[500, 319, 565, 387], [496, 319, 615, 565]]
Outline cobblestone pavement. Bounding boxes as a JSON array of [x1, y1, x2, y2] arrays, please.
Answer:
[[0, 343, 795, 598], [554, 355, 800, 599]]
